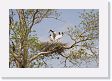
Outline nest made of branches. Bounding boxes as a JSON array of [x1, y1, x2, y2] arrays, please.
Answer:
[[39, 42, 68, 54]]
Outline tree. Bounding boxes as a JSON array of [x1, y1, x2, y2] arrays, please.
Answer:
[[9, 9, 59, 68], [66, 10, 99, 67], [9, 9, 99, 68]]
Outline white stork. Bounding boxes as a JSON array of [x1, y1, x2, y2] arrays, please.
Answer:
[[49, 30, 64, 42], [55, 32, 64, 41], [49, 34, 54, 41], [49, 29, 56, 41]]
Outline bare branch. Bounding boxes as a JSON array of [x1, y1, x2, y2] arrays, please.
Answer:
[[29, 10, 39, 30], [45, 16, 65, 22], [10, 51, 21, 63], [64, 38, 92, 49], [29, 51, 51, 63]]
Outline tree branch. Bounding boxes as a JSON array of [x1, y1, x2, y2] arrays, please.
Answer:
[[10, 51, 21, 63], [45, 16, 65, 22], [29, 51, 51, 63], [64, 38, 92, 49], [29, 37, 93, 63], [29, 10, 39, 30]]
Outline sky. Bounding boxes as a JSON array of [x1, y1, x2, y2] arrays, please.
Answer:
[[32, 9, 85, 45], [32, 9, 98, 45]]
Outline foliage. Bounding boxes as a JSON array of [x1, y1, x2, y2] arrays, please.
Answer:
[[9, 9, 59, 68], [65, 10, 99, 67]]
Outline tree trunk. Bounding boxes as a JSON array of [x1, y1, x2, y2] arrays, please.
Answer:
[[17, 9, 28, 68]]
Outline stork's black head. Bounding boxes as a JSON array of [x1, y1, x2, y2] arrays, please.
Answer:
[[59, 32, 61, 35], [49, 29, 54, 33], [62, 32, 64, 35]]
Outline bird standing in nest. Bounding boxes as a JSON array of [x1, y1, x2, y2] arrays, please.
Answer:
[[49, 29, 64, 42], [55, 32, 64, 42]]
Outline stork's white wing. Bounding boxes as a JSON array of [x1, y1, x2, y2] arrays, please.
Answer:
[[49, 35, 54, 41], [55, 35, 62, 40]]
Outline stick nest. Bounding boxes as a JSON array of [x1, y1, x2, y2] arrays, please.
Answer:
[[39, 42, 67, 54]]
